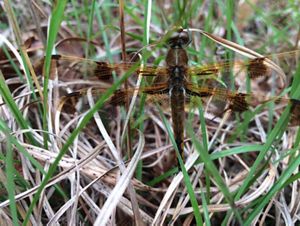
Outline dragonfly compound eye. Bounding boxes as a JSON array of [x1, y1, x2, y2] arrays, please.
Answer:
[[167, 29, 191, 48]]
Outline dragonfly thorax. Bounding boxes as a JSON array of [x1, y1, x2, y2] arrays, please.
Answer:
[[166, 48, 188, 67], [168, 67, 187, 91]]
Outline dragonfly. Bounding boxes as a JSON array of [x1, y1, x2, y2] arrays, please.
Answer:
[[48, 28, 300, 167]]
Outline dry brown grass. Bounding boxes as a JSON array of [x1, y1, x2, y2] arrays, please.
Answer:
[[0, 1, 300, 225]]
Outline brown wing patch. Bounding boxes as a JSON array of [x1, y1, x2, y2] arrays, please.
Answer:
[[247, 58, 271, 79], [186, 84, 250, 112], [228, 93, 249, 112]]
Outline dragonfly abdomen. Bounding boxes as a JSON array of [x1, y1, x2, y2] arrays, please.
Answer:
[[170, 85, 185, 158]]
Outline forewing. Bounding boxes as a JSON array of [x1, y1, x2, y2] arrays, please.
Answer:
[[187, 50, 300, 90], [48, 54, 168, 80]]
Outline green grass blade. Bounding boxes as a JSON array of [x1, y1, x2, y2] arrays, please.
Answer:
[[158, 107, 203, 226], [244, 152, 300, 225], [188, 125, 244, 224], [42, 0, 67, 149], [0, 72, 36, 145], [3, 127, 18, 225]]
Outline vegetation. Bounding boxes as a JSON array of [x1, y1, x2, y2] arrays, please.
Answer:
[[0, 0, 300, 225]]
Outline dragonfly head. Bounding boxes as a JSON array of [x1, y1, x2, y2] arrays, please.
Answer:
[[166, 27, 191, 48]]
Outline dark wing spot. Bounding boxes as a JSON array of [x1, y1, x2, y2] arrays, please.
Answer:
[[136, 67, 158, 76], [229, 93, 249, 112], [109, 90, 127, 105], [186, 89, 212, 97], [194, 67, 219, 76], [95, 62, 113, 80], [248, 58, 271, 79], [143, 88, 169, 95]]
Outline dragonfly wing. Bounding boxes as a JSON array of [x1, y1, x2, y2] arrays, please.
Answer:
[[187, 51, 300, 90], [49, 54, 169, 80], [185, 83, 300, 126], [186, 83, 250, 111], [59, 83, 170, 113], [187, 58, 272, 79]]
